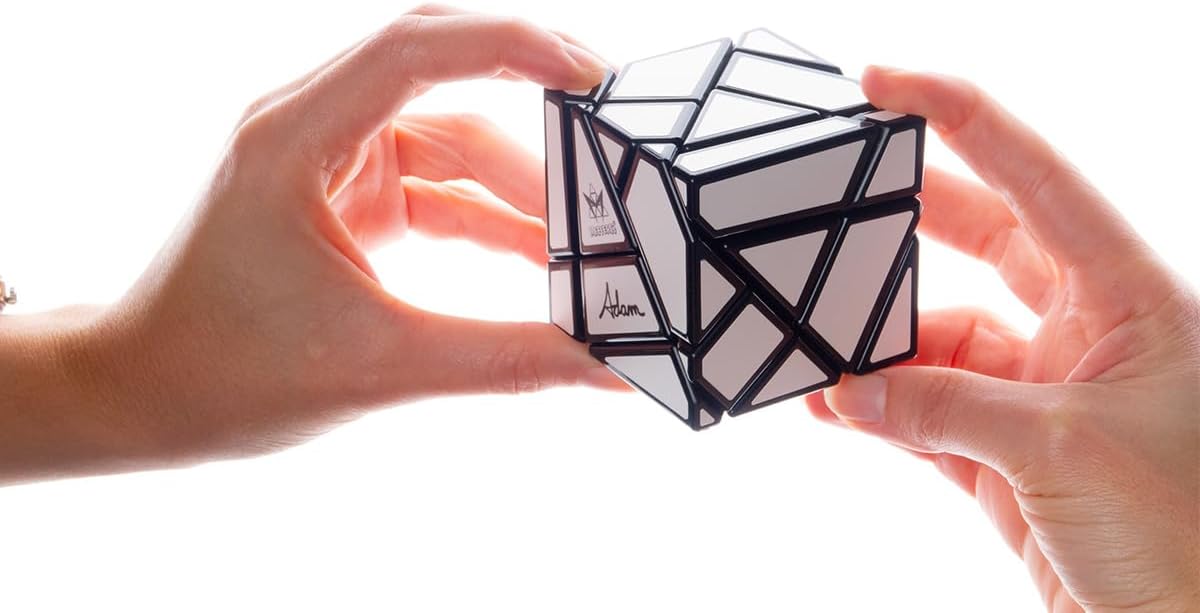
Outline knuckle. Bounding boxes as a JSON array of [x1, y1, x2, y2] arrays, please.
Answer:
[[454, 112, 494, 135], [406, 2, 452, 15], [227, 109, 279, 160], [496, 16, 542, 44]]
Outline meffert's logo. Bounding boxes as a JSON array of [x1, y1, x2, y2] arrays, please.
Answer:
[[599, 282, 647, 319], [583, 183, 620, 239]]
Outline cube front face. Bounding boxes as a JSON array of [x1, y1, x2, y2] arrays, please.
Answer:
[[546, 29, 925, 430]]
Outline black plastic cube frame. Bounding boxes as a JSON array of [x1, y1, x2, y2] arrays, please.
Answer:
[[673, 121, 883, 239], [579, 254, 669, 343], [797, 197, 922, 373]]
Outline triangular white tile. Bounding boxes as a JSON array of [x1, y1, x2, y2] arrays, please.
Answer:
[[699, 409, 717, 427], [623, 159, 689, 336], [870, 267, 914, 363], [605, 354, 689, 419], [739, 28, 825, 64], [752, 349, 829, 406], [573, 116, 627, 249], [865, 129, 918, 198], [739, 230, 827, 306], [598, 131, 626, 180], [687, 89, 813, 143], [644, 143, 676, 160], [699, 259, 735, 331]]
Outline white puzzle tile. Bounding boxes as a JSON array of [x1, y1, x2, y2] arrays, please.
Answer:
[[751, 349, 829, 406], [605, 354, 689, 419], [549, 266, 575, 336], [865, 129, 918, 198], [597, 102, 696, 140], [623, 159, 689, 336], [699, 259, 736, 331], [608, 39, 728, 100], [870, 266, 914, 363], [582, 262, 659, 336], [698, 141, 864, 231], [701, 302, 784, 401], [544, 101, 569, 251], [573, 116, 627, 249], [739, 230, 827, 306], [675, 116, 859, 174], [597, 131, 626, 179], [721, 52, 867, 112], [809, 211, 914, 361], [686, 89, 815, 144], [738, 28, 826, 65]]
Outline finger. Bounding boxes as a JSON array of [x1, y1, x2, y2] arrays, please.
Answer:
[[393, 114, 546, 220], [862, 66, 1145, 272], [823, 366, 1052, 478], [291, 14, 607, 172], [921, 167, 1058, 313], [402, 177, 547, 265], [236, 3, 465, 128], [400, 312, 627, 396], [805, 307, 1029, 423]]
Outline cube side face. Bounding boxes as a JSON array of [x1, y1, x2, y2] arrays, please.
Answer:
[[546, 30, 925, 429]]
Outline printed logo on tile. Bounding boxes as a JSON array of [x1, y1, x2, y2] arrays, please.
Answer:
[[582, 183, 620, 240]]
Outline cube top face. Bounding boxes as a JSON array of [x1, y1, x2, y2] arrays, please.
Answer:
[[545, 28, 925, 430]]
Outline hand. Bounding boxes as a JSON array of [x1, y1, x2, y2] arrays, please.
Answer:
[[808, 66, 1200, 611], [0, 6, 623, 484]]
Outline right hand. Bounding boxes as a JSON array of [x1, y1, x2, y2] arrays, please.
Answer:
[[808, 66, 1200, 611]]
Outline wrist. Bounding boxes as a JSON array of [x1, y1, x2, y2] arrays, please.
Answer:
[[0, 305, 163, 484]]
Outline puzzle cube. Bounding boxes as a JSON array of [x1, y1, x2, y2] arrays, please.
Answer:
[[545, 29, 924, 430]]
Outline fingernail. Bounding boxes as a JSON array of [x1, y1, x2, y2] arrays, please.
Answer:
[[563, 43, 608, 76], [826, 374, 887, 424]]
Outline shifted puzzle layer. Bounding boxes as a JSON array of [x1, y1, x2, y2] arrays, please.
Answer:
[[544, 28, 924, 430]]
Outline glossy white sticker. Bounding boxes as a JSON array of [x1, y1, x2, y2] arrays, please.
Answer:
[[623, 160, 688, 336], [870, 267, 914, 363], [583, 263, 659, 336], [606, 354, 689, 419], [687, 90, 814, 144], [722, 52, 867, 111], [675, 116, 859, 174], [740, 230, 827, 306], [597, 102, 695, 140], [865, 129, 918, 198], [738, 28, 824, 64], [701, 302, 784, 401], [698, 141, 864, 230], [809, 212, 914, 361], [699, 259, 736, 331], [751, 349, 829, 406], [608, 39, 727, 100], [544, 101, 569, 251], [574, 117, 626, 248], [549, 267, 575, 336]]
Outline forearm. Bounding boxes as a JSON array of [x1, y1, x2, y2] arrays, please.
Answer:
[[0, 306, 149, 485]]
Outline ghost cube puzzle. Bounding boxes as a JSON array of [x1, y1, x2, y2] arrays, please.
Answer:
[[544, 28, 925, 430]]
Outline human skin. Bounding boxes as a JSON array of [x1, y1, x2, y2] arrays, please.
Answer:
[[0, 7, 1196, 611], [807, 67, 1200, 611]]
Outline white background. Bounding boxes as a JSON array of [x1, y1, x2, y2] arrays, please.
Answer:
[[1, 1, 1196, 611]]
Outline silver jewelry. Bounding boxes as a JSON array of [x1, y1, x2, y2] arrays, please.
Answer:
[[0, 276, 16, 313]]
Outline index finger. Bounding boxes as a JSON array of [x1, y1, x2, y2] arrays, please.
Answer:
[[862, 66, 1144, 271], [288, 14, 606, 169]]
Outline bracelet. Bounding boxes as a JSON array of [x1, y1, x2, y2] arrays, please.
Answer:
[[0, 276, 16, 313]]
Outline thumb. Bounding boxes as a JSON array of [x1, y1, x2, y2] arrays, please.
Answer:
[[825, 366, 1055, 476], [401, 313, 626, 397]]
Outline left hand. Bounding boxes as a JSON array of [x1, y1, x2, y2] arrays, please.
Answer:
[[0, 5, 622, 484]]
